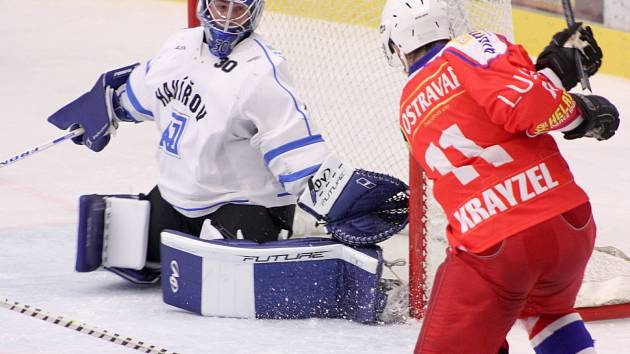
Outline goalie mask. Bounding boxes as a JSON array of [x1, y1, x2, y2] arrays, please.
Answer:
[[380, 0, 452, 69], [197, 0, 265, 58]]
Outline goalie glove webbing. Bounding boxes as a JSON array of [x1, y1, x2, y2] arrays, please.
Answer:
[[325, 169, 409, 246]]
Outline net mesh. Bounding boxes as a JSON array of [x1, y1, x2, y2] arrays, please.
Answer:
[[258, 1, 513, 188]]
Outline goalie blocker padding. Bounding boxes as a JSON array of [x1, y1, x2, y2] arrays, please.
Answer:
[[76, 194, 150, 273], [160, 231, 386, 323]]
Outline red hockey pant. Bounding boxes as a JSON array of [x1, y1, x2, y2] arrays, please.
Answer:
[[415, 203, 596, 354]]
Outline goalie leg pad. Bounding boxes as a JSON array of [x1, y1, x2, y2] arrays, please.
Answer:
[[76, 194, 150, 272], [160, 231, 385, 323], [76, 194, 107, 272], [526, 313, 595, 354]]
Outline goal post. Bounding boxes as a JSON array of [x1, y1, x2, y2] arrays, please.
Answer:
[[186, 0, 630, 322], [409, 154, 427, 318], [188, 0, 199, 27]]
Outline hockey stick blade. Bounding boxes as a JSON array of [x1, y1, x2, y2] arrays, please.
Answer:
[[0, 128, 84, 169], [1, 298, 178, 354]]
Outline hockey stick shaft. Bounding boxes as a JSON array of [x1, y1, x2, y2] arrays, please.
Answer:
[[0, 128, 84, 169], [561, 0, 592, 92], [1, 298, 178, 354]]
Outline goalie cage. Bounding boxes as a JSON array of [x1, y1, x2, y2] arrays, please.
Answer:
[[188, 0, 630, 322]]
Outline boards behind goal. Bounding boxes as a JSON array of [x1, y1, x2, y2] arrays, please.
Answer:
[[187, 0, 630, 321]]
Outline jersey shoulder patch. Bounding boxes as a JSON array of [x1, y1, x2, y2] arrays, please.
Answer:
[[445, 31, 508, 66]]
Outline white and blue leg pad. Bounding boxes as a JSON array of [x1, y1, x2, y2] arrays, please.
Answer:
[[76, 194, 150, 273], [160, 231, 385, 323], [528, 313, 596, 354]]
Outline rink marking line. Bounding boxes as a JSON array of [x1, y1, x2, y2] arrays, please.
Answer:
[[1, 298, 179, 354]]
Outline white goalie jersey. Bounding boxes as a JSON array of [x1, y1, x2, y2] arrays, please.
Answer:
[[117, 27, 330, 218]]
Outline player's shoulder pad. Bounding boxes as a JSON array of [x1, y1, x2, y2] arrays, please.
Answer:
[[444, 30, 509, 66]]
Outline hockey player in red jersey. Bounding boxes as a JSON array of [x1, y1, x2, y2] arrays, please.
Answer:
[[380, 0, 619, 353]]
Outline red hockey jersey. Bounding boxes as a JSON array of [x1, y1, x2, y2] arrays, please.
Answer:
[[400, 31, 589, 253]]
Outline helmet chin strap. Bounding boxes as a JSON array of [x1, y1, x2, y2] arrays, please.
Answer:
[[399, 53, 410, 74], [393, 45, 410, 74]]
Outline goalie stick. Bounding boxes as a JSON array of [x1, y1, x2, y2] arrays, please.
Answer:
[[1, 298, 178, 354], [0, 128, 84, 169], [561, 0, 592, 92]]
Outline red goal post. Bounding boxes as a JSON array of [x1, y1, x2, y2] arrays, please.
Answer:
[[186, 0, 630, 322]]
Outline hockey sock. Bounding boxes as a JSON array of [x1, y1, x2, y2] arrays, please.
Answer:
[[525, 313, 596, 354]]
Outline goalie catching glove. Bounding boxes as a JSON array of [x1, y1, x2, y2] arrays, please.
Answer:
[[298, 155, 409, 246]]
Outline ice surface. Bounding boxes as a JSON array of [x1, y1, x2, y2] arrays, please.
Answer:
[[1, 0, 629, 353]]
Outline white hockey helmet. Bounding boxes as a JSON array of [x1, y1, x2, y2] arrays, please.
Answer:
[[380, 0, 452, 68]]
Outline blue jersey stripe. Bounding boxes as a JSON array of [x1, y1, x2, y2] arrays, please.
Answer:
[[263, 134, 324, 165], [126, 81, 154, 118], [173, 199, 250, 212], [278, 164, 321, 184], [145, 60, 152, 75], [253, 38, 312, 136], [115, 91, 141, 123]]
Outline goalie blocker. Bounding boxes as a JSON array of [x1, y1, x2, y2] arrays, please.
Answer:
[[160, 230, 388, 323]]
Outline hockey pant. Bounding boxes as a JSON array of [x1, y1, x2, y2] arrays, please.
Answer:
[[144, 186, 295, 263], [415, 203, 596, 354]]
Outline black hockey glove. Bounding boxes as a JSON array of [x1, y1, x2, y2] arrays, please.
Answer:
[[535, 23, 602, 90], [564, 94, 619, 141]]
